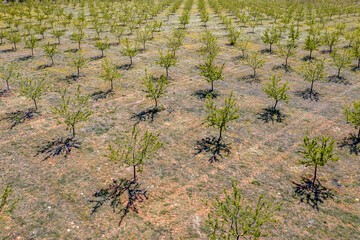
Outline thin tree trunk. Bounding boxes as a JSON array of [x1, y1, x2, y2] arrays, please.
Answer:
[[309, 50, 312, 59], [166, 68, 169, 78], [358, 58, 360, 68], [31, 48, 34, 56], [337, 68, 341, 78], [77, 67, 80, 77], [110, 80, 114, 92], [72, 124, 76, 138], [211, 81, 214, 92], [313, 164, 318, 187], [310, 80, 314, 94], [253, 68, 256, 78], [154, 98, 158, 109], [130, 56, 133, 66], [33, 98, 38, 110], [133, 165, 137, 181], [358, 128, 360, 139], [274, 100, 278, 110], [51, 56, 54, 65], [218, 127, 223, 142], [6, 79, 9, 90]]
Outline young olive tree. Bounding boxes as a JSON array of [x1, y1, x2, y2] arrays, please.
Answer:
[[142, 69, 168, 110], [352, 42, 360, 68], [136, 28, 151, 51], [6, 30, 22, 50], [199, 59, 225, 92], [261, 26, 281, 54], [18, 75, 49, 111], [51, 86, 93, 139], [204, 92, 239, 142], [50, 27, 65, 45], [263, 75, 291, 110], [277, 42, 296, 69], [298, 133, 338, 186], [107, 124, 163, 181], [1, 62, 19, 91], [110, 25, 125, 45], [228, 25, 240, 45], [297, 60, 325, 95], [24, 34, 38, 56], [245, 51, 265, 78], [205, 179, 281, 240], [100, 58, 121, 92], [330, 50, 352, 78], [179, 11, 190, 29], [343, 100, 360, 138], [70, 30, 85, 50], [120, 38, 140, 67], [304, 28, 321, 59], [155, 49, 177, 78], [200, 30, 220, 60], [322, 29, 340, 53], [69, 51, 87, 78], [94, 36, 110, 58], [42, 42, 58, 66]]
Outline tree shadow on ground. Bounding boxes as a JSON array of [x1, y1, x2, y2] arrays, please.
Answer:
[[35, 137, 81, 161], [17, 55, 33, 61], [91, 90, 114, 101], [294, 88, 321, 101], [240, 74, 260, 83], [291, 177, 334, 211], [301, 55, 316, 61], [0, 89, 12, 98], [338, 133, 360, 155], [61, 74, 80, 83], [0, 48, 16, 54], [192, 89, 219, 100], [90, 178, 148, 226], [64, 48, 79, 53], [272, 64, 293, 72], [131, 107, 164, 123], [89, 55, 104, 61], [36, 64, 52, 70], [328, 75, 349, 85], [257, 107, 286, 123], [194, 136, 231, 163], [3, 108, 39, 129], [116, 64, 132, 70]]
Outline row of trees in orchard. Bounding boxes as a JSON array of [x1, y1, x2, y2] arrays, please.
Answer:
[[1, 0, 359, 238]]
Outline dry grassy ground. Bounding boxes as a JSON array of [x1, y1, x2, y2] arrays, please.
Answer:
[[0, 1, 359, 239]]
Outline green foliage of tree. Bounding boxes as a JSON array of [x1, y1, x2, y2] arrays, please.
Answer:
[[204, 92, 239, 142], [200, 30, 220, 60], [330, 50, 352, 78], [51, 86, 93, 139], [352, 42, 360, 68], [42, 42, 58, 65], [261, 26, 281, 53], [69, 51, 87, 77], [6, 30, 21, 50], [34, 24, 47, 39], [228, 25, 240, 46], [322, 29, 340, 53], [263, 75, 291, 110], [245, 51, 265, 78], [297, 60, 325, 95], [70, 30, 85, 50], [200, 10, 209, 27], [24, 33, 38, 56], [155, 49, 177, 78], [100, 58, 121, 92], [50, 27, 65, 45], [304, 27, 321, 59], [343, 100, 360, 138], [18, 75, 49, 111], [179, 11, 190, 29], [0, 29, 7, 44], [142, 69, 168, 110], [136, 28, 151, 51], [94, 36, 110, 58], [120, 38, 140, 66], [199, 58, 225, 92], [298, 133, 338, 186], [1, 62, 19, 91], [205, 179, 281, 240], [107, 124, 163, 181], [110, 24, 125, 45], [277, 41, 296, 69]]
